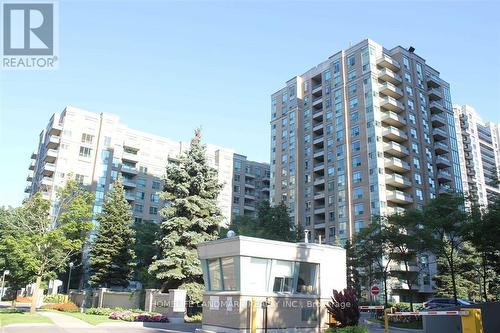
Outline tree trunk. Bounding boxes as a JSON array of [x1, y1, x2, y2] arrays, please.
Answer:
[[405, 261, 413, 312], [482, 254, 488, 302], [449, 256, 458, 304], [30, 276, 42, 315], [383, 271, 388, 307]]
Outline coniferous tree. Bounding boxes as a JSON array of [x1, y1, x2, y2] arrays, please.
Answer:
[[149, 129, 223, 303], [89, 179, 136, 288]]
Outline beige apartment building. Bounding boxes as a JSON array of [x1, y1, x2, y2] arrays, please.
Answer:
[[270, 39, 465, 301], [453, 105, 500, 207], [25, 106, 269, 227], [231, 154, 271, 220]]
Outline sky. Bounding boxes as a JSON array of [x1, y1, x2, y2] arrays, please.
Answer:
[[1, 0, 499, 207]]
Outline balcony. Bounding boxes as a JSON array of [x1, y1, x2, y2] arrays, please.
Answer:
[[24, 185, 31, 193], [386, 173, 412, 188], [314, 191, 325, 200], [378, 68, 402, 85], [121, 165, 138, 175], [385, 157, 411, 173], [313, 150, 324, 158], [435, 156, 451, 168], [427, 74, 441, 88], [438, 185, 452, 194], [387, 206, 406, 215], [122, 179, 137, 188], [244, 182, 255, 189], [26, 172, 33, 181], [314, 220, 326, 226], [31, 150, 38, 159], [383, 126, 408, 143], [384, 141, 410, 157], [467, 169, 476, 176], [45, 149, 58, 163], [379, 82, 404, 99], [42, 163, 56, 176], [244, 205, 256, 211], [428, 88, 443, 101], [312, 96, 323, 107], [432, 127, 447, 141], [314, 205, 326, 214], [29, 160, 36, 170], [125, 191, 135, 201], [463, 144, 472, 152], [244, 193, 256, 200], [313, 162, 325, 171], [312, 84, 322, 96], [464, 152, 473, 160], [312, 109, 323, 120], [434, 141, 449, 155], [377, 55, 401, 72], [41, 176, 53, 186], [313, 176, 325, 185], [431, 114, 446, 127], [48, 123, 62, 136], [380, 96, 405, 113], [122, 152, 139, 163], [313, 135, 324, 145], [429, 101, 445, 114], [387, 190, 413, 204], [46, 135, 60, 149], [261, 187, 270, 193], [437, 170, 452, 182], [313, 123, 324, 134], [382, 111, 406, 128]]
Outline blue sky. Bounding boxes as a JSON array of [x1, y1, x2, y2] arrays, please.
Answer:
[[1, 0, 499, 207]]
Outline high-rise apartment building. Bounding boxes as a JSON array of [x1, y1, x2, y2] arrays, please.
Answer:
[[270, 39, 463, 301], [231, 154, 271, 220], [25, 106, 268, 226], [453, 105, 500, 207]]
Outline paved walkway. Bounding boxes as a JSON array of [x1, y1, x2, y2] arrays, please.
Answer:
[[39, 311, 95, 329]]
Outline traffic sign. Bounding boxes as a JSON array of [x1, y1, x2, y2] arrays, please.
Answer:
[[371, 285, 380, 296]]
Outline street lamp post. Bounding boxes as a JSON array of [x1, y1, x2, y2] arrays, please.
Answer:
[[66, 262, 74, 294], [1, 270, 10, 301]]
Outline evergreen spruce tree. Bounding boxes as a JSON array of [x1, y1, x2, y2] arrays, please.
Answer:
[[89, 179, 136, 288], [149, 129, 223, 303]]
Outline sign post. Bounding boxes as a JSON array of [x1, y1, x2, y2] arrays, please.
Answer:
[[371, 285, 380, 304]]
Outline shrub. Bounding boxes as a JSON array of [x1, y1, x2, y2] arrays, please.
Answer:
[[0, 308, 26, 314], [325, 326, 368, 333], [185, 313, 202, 323], [108, 310, 168, 322], [326, 287, 360, 328], [44, 294, 67, 304], [85, 307, 117, 316], [41, 302, 79, 312], [15, 296, 31, 303]]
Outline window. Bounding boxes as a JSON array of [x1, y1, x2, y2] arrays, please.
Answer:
[[271, 260, 295, 293], [152, 180, 161, 190], [296, 262, 318, 294], [349, 97, 358, 109], [137, 178, 146, 187], [353, 187, 363, 199], [416, 189, 424, 201], [234, 160, 242, 171], [348, 54, 356, 67], [352, 155, 361, 167], [354, 203, 364, 215], [134, 204, 143, 213], [75, 174, 85, 184], [150, 193, 160, 203], [348, 83, 357, 95], [149, 206, 158, 215], [79, 146, 92, 158], [135, 191, 145, 200], [81, 133, 94, 144], [355, 220, 364, 233], [351, 125, 360, 136], [104, 136, 112, 146], [353, 171, 362, 183], [415, 173, 422, 185], [352, 140, 360, 152], [348, 70, 357, 81], [208, 258, 222, 290], [233, 196, 240, 204]]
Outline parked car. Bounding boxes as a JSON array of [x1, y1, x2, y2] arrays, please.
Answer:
[[423, 298, 471, 309]]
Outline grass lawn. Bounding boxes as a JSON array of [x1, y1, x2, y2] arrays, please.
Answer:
[[54, 311, 116, 325], [0, 312, 53, 327]]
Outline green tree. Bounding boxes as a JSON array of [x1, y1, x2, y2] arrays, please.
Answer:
[[89, 179, 136, 288], [230, 201, 298, 242], [149, 129, 223, 303], [133, 220, 160, 288], [53, 177, 94, 290], [386, 210, 428, 311], [422, 193, 469, 304], [0, 194, 81, 314], [344, 240, 361, 298]]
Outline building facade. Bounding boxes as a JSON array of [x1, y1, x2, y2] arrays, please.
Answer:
[[453, 105, 500, 207], [270, 39, 463, 301], [25, 106, 268, 227], [231, 154, 271, 220]]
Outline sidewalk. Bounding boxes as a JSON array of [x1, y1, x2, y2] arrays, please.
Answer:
[[38, 311, 95, 329]]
